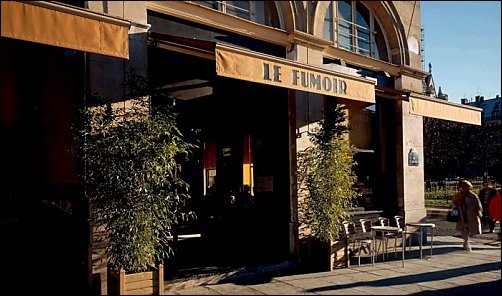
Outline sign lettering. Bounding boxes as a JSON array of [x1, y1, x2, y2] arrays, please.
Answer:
[[280, 65, 347, 95]]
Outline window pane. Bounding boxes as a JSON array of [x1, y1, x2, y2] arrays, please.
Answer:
[[323, 2, 333, 41], [337, 1, 353, 50], [254, 1, 281, 28], [226, 1, 250, 20], [338, 20, 352, 50], [193, 1, 218, 10], [355, 2, 371, 56], [254, 1, 265, 24], [338, 0, 352, 21], [356, 2, 370, 29], [374, 20, 388, 61], [265, 2, 280, 28], [357, 28, 370, 56]]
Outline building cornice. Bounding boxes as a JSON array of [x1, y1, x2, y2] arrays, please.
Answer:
[[399, 65, 429, 80], [287, 30, 331, 51]]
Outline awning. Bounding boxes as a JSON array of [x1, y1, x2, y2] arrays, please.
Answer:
[[148, 31, 215, 60], [409, 96, 481, 125], [215, 43, 376, 103], [1, 1, 130, 59], [375, 85, 410, 99]]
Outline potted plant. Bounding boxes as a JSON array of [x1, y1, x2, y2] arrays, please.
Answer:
[[297, 104, 360, 271], [78, 72, 196, 294]]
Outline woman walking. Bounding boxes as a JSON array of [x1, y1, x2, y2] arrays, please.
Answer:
[[452, 180, 483, 251]]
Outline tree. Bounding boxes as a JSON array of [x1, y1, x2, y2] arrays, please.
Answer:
[[297, 104, 360, 242], [424, 117, 501, 182]]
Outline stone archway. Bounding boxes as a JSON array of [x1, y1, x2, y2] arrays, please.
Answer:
[[274, 1, 297, 33], [365, 1, 410, 66]]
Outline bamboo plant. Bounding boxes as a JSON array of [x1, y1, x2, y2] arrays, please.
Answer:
[[78, 71, 196, 274], [297, 104, 360, 242]]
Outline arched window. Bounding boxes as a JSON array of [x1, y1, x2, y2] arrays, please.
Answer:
[[191, 1, 281, 29], [323, 1, 389, 62]]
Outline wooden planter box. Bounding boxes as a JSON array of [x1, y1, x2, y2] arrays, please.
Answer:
[[107, 264, 164, 295], [300, 237, 349, 272]]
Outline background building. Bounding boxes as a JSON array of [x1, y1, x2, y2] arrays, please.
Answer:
[[463, 95, 501, 123]]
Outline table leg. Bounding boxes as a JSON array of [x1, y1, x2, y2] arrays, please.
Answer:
[[380, 231, 386, 261], [372, 232, 375, 265], [401, 231, 405, 267], [430, 227, 434, 258], [419, 228, 423, 259]]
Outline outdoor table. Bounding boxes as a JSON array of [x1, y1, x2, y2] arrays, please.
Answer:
[[371, 225, 405, 267], [405, 222, 436, 259]]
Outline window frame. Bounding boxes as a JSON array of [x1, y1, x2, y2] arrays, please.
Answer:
[[190, 1, 282, 29], [324, 1, 389, 62]]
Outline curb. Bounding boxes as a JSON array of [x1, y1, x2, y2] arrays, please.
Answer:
[[426, 207, 449, 218]]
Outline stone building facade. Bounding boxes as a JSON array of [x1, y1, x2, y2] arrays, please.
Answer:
[[1, 1, 482, 293]]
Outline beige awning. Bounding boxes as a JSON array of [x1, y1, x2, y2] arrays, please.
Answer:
[[215, 43, 376, 103], [409, 97, 481, 125], [1, 1, 130, 59]]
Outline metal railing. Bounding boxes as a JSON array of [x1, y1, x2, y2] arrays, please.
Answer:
[[425, 180, 500, 206]]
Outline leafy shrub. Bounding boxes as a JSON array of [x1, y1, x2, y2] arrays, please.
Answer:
[[297, 105, 360, 242], [78, 73, 196, 273]]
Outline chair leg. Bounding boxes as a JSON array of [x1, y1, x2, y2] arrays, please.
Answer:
[[383, 238, 388, 261], [371, 243, 375, 265], [358, 243, 361, 266], [394, 237, 397, 257], [380, 239, 386, 261], [376, 240, 382, 262]]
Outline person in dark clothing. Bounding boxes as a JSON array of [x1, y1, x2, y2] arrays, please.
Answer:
[[479, 181, 497, 233]]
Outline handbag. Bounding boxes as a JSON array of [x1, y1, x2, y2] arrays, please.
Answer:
[[446, 204, 459, 222]]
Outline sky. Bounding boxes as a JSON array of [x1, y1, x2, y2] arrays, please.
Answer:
[[420, 1, 501, 104]]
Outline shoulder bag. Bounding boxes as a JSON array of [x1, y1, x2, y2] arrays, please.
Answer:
[[446, 204, 459, 222]]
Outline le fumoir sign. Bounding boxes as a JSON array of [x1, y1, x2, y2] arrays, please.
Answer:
[[216, 44, 375, 103]]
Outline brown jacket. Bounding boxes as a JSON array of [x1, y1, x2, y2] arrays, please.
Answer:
[[453, 191, 483, 235]]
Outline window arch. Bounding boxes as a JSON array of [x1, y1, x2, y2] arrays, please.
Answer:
[[191, 1, 282, 29], [323, 1, 389, 62]]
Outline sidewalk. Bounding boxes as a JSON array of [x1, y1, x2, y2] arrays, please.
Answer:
[[165, 234, 501, 295]]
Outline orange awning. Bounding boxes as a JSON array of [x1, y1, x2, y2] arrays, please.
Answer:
[[215, 43, 376, 103], [1, 1, 130, 59], [409, 96, 481, 125]]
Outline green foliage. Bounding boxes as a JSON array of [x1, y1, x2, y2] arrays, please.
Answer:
[[78, 73, 196, 273], [297, 105, 360, 242], [424, 117, 501, 181]]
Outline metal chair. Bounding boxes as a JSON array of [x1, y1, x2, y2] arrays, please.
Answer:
[[342, 221, 375, 266], [377, 216, 399, 259], [359, 218, 385, 262], [394, 215, 421, 253]]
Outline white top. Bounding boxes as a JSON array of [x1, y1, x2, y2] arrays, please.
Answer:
[[406, 222, 436, 228]]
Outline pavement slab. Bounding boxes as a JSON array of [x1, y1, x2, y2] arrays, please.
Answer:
[[166, 232, 500, 295]]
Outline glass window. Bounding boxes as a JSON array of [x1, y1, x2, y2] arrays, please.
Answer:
[[225, 1, 250, 20], [355, 2, 370, 57], [253, 1, 281, 28], [323, 1, 388, 62], [323, 3, 334, 41], [338, 1, 353, 51], [374, 20, 388, 62], [338, 0, 352, 21], [194, 1, 218, 9], [191, 1, 281, 29]]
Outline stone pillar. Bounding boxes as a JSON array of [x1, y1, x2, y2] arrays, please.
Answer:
[[86, 1, 150, 100], [397, 99, 427, 223]]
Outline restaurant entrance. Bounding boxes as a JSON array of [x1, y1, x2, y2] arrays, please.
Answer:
[[149, 46, 292, 277]]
